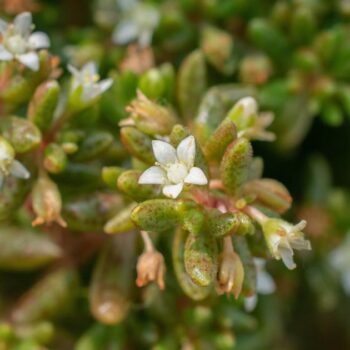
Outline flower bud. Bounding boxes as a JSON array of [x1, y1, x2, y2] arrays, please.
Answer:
[[136, 250, 166, 290], [126, 91, 177, 136], [217, 243, 244, 298], [32, 176, 66, 227]]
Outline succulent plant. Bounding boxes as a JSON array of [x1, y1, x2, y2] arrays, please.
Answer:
[[0, 2, 349, 349]]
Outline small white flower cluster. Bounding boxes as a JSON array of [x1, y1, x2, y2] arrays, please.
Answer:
[[264, 219, 311, 270], [112, 0, 159, 47], [0, 12, 50, 71], [139, 135, 208, 199], [231, 96, 276, 141], [68, 62, 113, 103]]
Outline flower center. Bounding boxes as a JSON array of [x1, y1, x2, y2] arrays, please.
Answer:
[[83, 73, 100, 85], [5, 34, 27, 55], [166, 162, 188, 184]]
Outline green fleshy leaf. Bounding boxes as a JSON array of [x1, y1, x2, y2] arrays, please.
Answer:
[[172, 227, 212, 301], [131, 199, 179, 232], [220, 138, 253, 196], [177, 50, 207, 120], [117, 170, 160, 201], [184, 230, 218, 287], [120, 127, 155, 165]]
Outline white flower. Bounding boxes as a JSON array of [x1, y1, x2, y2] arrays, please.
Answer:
[[329, 233, 350, 295], [262, 219, 311, 270], [112, 1, 159, 47], [229, 96, 276, 141], [235, 96, 258, 119], [0, 136, 30, 188], [68, 62, 113, 103], [138, 135, 208, 199], [244, 258, 276, 311], [0, 12, 50, 71]]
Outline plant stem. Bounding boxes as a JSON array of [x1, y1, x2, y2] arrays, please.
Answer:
[[140, 230, 154, 252], [244, 205, 268, 225], [223, 236, 234, 254]]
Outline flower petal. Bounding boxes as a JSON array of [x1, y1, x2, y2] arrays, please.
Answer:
[[112, 20, 138, 44], [67, 64, 80, 77], [82, 61, 97, 76], [184, 167, 207, 185], [257, 271, 276, 294], [244, 295, 258, 312], [293, 220, 307, 232], [0, 45, 13, 60], [152, 140, 176, 165], [81, 84, 100, 102], [236, 96, 257, 118], [162, 183, 183, 199], [290, 237, 311, 251], [279, 246, 296, 270], [29, 32, 50, 49], [177, 135, 195, 168], [138, 166, 166, 184], [17, 52, 39, 71], [10, 160, 30, 179], [14, 12, 32, 37], [99, 78, 113, 94]]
